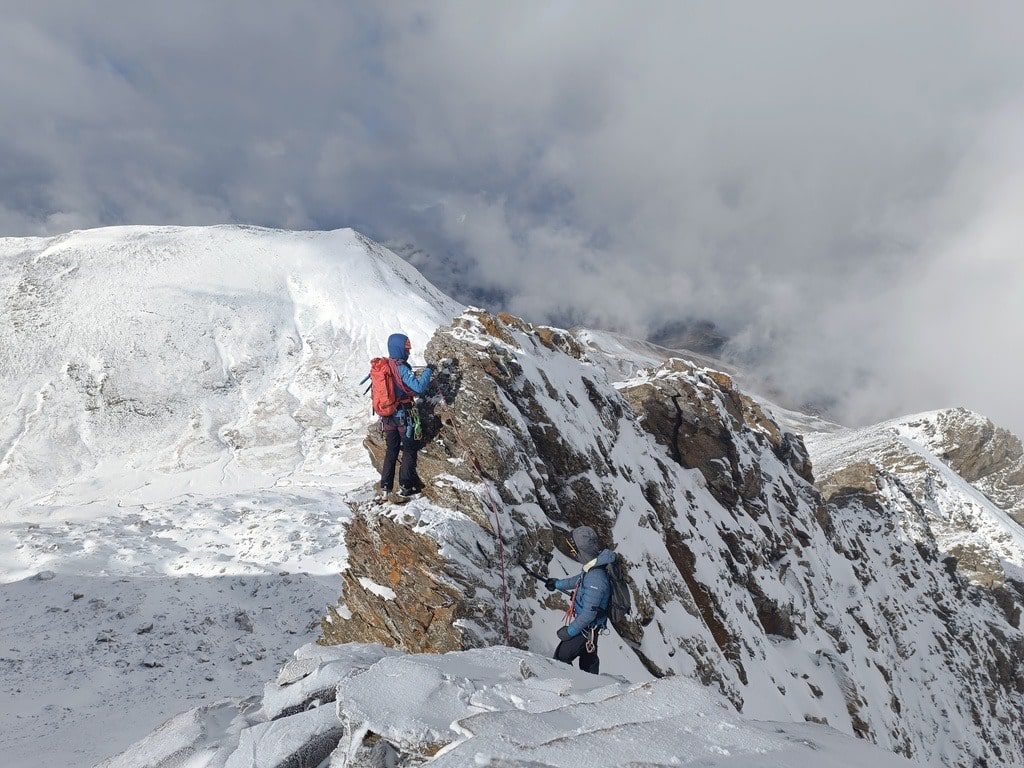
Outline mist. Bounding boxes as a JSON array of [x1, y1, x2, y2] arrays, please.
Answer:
[[2, 2, 1023, 432]]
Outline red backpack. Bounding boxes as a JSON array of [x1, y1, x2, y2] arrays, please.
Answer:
[[368, 358, 414, 417]]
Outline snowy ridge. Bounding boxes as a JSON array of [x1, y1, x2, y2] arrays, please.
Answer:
[[806, 408, 1024, 586], [572, 327, 736, 382], [574, 326, 838, 433], [331, 313, 1024, 766]]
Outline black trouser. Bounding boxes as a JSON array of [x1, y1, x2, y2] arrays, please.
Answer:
[[381, 426, 418, 491], [554, 630, 599, 674]]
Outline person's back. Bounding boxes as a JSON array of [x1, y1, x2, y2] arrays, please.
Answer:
[[377, 333, 432, 503], [546, 525, 614, 674]]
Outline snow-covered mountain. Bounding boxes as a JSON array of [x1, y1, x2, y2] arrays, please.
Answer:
[[0, 225, 460, 513], [3, 226, 1023, 768], [0, 226, 460, 765], [806, 408, 1024, 596]]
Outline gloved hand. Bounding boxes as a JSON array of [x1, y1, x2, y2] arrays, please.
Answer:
[[544, 578, 557, 591], [425, 363, 436, 373], [556, 626, 572, 641]]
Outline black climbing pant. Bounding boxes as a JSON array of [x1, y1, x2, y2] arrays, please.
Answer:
[[554, 631, 599, 675], [381, 427, 418, 491]]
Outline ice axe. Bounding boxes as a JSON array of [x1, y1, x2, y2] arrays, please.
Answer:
[[518, 546, 566, 582]]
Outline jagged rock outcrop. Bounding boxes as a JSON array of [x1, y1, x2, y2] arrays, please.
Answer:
[[618, 358, 815, 510], [907, 408, 1024, 525], [321, 512, 465, 652], [806, 409, 1024, 601], [325, 309, 1024, 767]]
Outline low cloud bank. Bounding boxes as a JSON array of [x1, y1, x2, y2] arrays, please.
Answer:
[[2, 2, 1023, 431]]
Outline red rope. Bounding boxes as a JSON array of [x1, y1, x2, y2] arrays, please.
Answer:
[[448, 421, 512, 646], [479, 478, 512, 647]]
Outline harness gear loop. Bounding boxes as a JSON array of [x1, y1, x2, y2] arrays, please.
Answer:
[[564, 585, 579, 625]]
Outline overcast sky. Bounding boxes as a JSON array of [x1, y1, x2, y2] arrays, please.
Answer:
[[2, 2, 1023, 432]]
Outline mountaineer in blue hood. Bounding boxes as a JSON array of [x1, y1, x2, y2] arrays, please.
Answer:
[[378, 332, 433, 504], [545, 525, 614, 674]]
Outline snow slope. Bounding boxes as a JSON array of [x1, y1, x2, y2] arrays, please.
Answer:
[[0, 225, 460, 512], [101, 643, 923, 768], [0, 226, 461, 766], [806, 408, 1024, 586]]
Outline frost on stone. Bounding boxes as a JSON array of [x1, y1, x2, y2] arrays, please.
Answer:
[[104, 645, 923, 768]]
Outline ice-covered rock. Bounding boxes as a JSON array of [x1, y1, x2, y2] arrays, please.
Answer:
[[103, 644, 923, 768]]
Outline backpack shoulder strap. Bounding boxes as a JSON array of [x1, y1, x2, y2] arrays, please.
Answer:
[[388, 358, 415, 399]]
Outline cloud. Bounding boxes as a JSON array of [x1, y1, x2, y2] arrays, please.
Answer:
[[2, 2, 1024, 432], [788, 106, 1024, 430]]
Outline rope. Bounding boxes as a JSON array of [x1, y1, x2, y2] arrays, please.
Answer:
[[446, 417, 512, 647]]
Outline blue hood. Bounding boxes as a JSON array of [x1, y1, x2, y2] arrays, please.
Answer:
[[387, 333, 410, 361], [571, 525, 606, 562]]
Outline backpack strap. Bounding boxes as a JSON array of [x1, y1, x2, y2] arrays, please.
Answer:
[[388, 358, 416, 402]]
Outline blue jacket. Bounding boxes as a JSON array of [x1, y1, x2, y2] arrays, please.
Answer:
[[387, 332, 432, 398], [554, 549, 615, 637], [394, 360, 431, 397], [384, 333, 432, 431]]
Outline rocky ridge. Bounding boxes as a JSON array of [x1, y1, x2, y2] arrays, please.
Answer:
[[806, 409, 1024, 605], [324, 309, 1024, 767]]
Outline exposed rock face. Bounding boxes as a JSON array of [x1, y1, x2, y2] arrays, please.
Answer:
[[908, 408, 1024, 526], [618, 359, 815, 511], [320, 511, 465, 652], [326, 309, 1024, 768], [806, 410, 1024, 598]]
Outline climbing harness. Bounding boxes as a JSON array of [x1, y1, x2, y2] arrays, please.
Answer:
[[410, 404, 424, 440], [561, 558, 601, 653]]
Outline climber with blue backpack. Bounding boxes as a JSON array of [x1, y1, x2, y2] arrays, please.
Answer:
[[366, 333, 433, 505], [545, 525, 628, 675]]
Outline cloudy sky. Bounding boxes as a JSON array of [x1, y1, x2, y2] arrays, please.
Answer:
[[3, 2, 1023, 432]]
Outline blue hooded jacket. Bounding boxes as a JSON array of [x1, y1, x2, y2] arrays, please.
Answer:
[[386, 333, 432, 398], [554, 549, 615, 637]]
